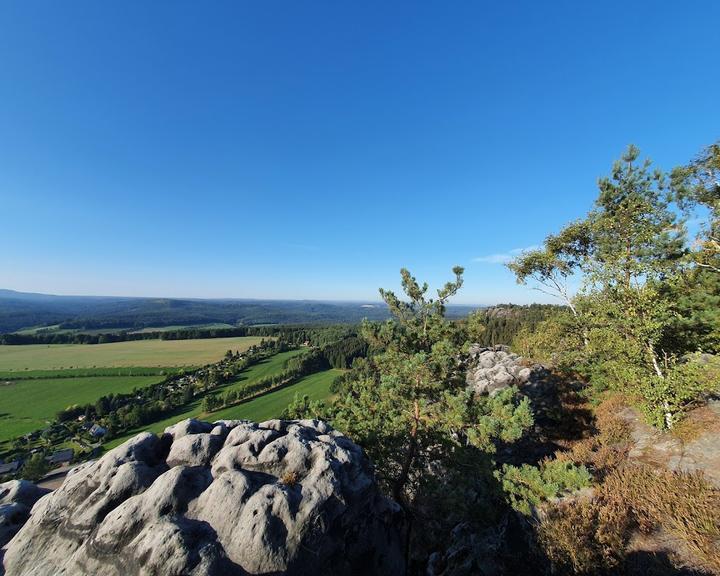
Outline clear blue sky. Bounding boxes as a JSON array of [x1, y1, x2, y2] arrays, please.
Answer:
[[1, 1, 718, 304]]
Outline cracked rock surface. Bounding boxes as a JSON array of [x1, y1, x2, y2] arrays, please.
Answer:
[[3, 419, 404, 576]]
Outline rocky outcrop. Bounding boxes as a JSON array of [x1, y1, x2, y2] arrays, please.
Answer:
[[466, 345, 540, 396], [3, 419, 404, 576], [0, 480, 49, 548], [620, 400, 720, 488]]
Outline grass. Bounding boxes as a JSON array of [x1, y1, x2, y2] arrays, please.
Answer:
[[0, 375, 165, 441], [0, 336, 267, 371], [102, 350, 305, 448], [16, 322, 238, 336], [210, 368, 341, 422], [222, 349, 303, 393], [103, 361, 339, 450]]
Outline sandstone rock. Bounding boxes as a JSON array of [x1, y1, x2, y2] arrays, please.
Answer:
[[163, 418, 214, 440], [0, 480, 50, 548], [466, 345, 541, 396], [3, 419, 404, 576]]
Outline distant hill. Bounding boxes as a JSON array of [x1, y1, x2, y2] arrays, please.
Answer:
[[0, 289, 480, 334]]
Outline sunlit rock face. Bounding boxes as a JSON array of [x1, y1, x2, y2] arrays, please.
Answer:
[[466, 345, 539, 396], [2, 419, 404, 576]]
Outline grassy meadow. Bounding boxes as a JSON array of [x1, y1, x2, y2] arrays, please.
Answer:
[[103, 356, 338, 450], [0, 336, 266, 371], [210, 368, 340, 422], [0, 375, 165, 441]]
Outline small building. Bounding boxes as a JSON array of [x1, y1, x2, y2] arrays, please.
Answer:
[[89, 424, 107, 438], [46, 449, 73, 466], [0, 460, 21, 475]]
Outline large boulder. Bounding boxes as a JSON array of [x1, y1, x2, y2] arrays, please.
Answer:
[[466, 345, 540, 396], [0, 480, 50, 548], [3, 419, 404, 576]]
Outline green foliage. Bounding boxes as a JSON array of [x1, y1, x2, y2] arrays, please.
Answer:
[[512, 309, 587, 370], [319, 336, 368, 368], [636, 355, 720, 427], [201, 394, 221, 412], [328, 266, 533, 535], [22, 452, 50, 482], [499, 459, 592, 516], [507, 144, 718, 429], [665, 268, 720, 354], [464, 304, 562, 347], [281, 393, 328, 420]]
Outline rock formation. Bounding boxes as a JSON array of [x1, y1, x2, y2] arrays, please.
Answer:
[[466, 345, 538, 396], [0, 480, 49, 549], [3, 419, 404, 576]]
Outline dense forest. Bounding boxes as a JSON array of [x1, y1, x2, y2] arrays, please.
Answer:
[[0, 290, 479, 334], [0, 308, 540, 346]]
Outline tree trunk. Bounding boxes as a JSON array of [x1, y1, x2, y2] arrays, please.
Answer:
[[393, 399, 420, 575], [393, 400, 420, 503], [647, 342, 673, 429]]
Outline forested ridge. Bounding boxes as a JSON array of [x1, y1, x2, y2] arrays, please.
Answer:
[[0, 291, 480, 335]]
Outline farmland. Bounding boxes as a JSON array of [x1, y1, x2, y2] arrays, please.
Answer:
[[210, 368, 340, 422], [0, 375, 165, 441], [103, 352, 336, 450], [0, 336, 267, 371]]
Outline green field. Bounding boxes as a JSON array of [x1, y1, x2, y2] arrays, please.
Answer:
[[210, 368, 340, 422], [0, 336, 266, 371], [0, 375, 165, 441], [103, 359, 338, 450]]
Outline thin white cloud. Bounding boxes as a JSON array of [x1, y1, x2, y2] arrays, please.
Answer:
[[472, 245, 539, 264]]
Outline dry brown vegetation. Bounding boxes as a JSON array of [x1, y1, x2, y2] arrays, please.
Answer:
[[539, 393, 720, 575], [280, 470, 299, 486], [673, 404, 720, 443]]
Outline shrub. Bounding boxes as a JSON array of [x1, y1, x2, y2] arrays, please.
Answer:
[[499, 459, 591, 516], [539, 393, 720, 573], [538, 498, 628, 574], [280, 470, 299, 486]]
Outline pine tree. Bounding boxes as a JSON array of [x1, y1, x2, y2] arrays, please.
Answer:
[[330, 267, 533, 559]]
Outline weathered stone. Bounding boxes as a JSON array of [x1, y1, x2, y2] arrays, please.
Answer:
[[0, 480, 50, 548], [3, 419, 404, 576], [466, 345, 541, 396]]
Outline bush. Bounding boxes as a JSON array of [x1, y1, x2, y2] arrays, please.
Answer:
[[22, 453, 50, 482], [539, 394, 720, 574], [281, 393, 327, 420], [498, 459, 591, 516]]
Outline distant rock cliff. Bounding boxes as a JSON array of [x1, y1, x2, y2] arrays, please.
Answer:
[[3, 419, 404, 576]]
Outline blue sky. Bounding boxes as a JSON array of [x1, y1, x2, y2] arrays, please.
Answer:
[[1, 1, 718, 304]]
